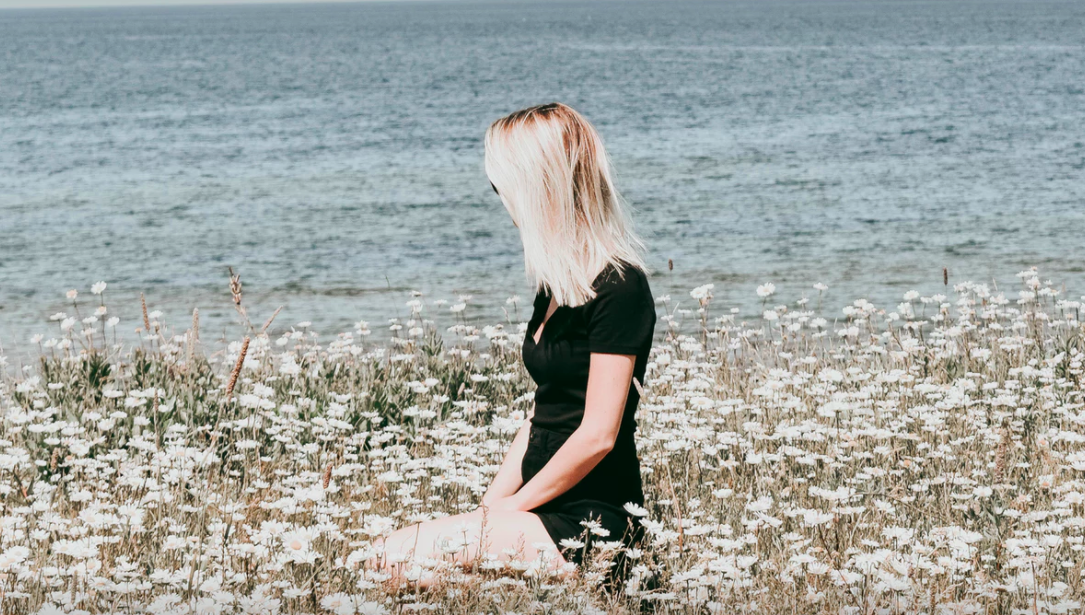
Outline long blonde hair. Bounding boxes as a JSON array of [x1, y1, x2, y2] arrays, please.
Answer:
[[484, 102, 650, 307]]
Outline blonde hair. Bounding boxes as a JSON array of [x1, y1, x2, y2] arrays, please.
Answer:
[[484, 102, 650, 307]]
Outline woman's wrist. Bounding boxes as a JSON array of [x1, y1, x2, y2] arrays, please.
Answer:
[[507, 491, 529, 511], [481, 490, 506, 506], [479, 492, 530, 512], [502, 489, 537, 512]]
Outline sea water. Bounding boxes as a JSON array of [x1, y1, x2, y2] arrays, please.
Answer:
[[2, 0, 1083, 349]]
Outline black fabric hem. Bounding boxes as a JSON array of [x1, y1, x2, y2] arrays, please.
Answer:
[[528, 500, 642, 569], [530, 511, 572, 564], [588, 343, 645, 355]]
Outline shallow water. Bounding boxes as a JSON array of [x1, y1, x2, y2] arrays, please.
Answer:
[[2, 0, 1084, 351]]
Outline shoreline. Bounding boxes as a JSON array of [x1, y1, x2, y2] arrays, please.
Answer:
[[5, 263, 1082, 365]]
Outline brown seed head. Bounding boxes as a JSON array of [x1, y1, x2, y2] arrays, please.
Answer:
[[229, 267, 243, 307], [224, 336, 250, 402], [323, 463, 333, 489], [141, 292, 150, 332]]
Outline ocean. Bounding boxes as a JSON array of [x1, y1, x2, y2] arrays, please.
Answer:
[[2, 0, 1084, 351]]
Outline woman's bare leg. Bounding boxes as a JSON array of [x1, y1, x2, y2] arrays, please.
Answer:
[[368, 508, 570, 589]]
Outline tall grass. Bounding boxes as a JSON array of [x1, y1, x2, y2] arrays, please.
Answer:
[[1, 269, 1083, 614]]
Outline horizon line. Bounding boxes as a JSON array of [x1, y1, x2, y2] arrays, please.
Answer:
[[0, 0, 516, 11], [0, 0, 998, 12]]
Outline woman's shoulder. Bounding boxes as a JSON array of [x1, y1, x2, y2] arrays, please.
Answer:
[[589, 260, 653, 305], [593, 260, 649, 290], [583, 260, 657, 353]]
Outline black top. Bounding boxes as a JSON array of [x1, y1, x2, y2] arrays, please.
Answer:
[[522, 260, 657, 436]]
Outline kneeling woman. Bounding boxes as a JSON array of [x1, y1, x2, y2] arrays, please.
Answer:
[[372, 102, 657, 587]]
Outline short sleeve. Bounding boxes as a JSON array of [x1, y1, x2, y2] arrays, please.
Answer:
[[585, 268, 656, 355]]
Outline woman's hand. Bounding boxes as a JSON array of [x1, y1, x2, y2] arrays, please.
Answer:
[[507, 352, 633, 513], [480, 495, 524, 513], [480, 414, 533, 506]]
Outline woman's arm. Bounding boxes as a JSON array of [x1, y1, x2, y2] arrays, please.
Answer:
[[489, 352, 635, 512], [481, 404, 534, 506]]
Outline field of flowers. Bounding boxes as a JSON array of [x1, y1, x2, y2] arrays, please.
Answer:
[[2, 268, 1084, 614]]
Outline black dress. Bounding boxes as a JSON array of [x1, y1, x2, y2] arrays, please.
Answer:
[[519, 259, 657, 572]]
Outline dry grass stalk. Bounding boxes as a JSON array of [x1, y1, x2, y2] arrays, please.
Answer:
[[224, 336, 250, 402], [994, 425, 1013, 485], [260, 305, 283, 335], [229, 267, 243, 307], [140, 292, 150, 332], [228, 266, 252, 330], [186, 307, 200, 368]]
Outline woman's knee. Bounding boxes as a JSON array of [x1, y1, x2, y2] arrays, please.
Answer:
[[360, 510, 568, 583], [366, 512, 483, 567]]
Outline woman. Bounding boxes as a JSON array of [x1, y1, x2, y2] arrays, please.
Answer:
[[372, 102, 656, 588]]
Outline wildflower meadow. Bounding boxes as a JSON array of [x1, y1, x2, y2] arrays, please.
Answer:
[[2, 268, 1084, 614]]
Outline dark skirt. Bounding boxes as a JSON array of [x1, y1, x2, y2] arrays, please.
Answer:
[[520, 422, 646, 578]]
